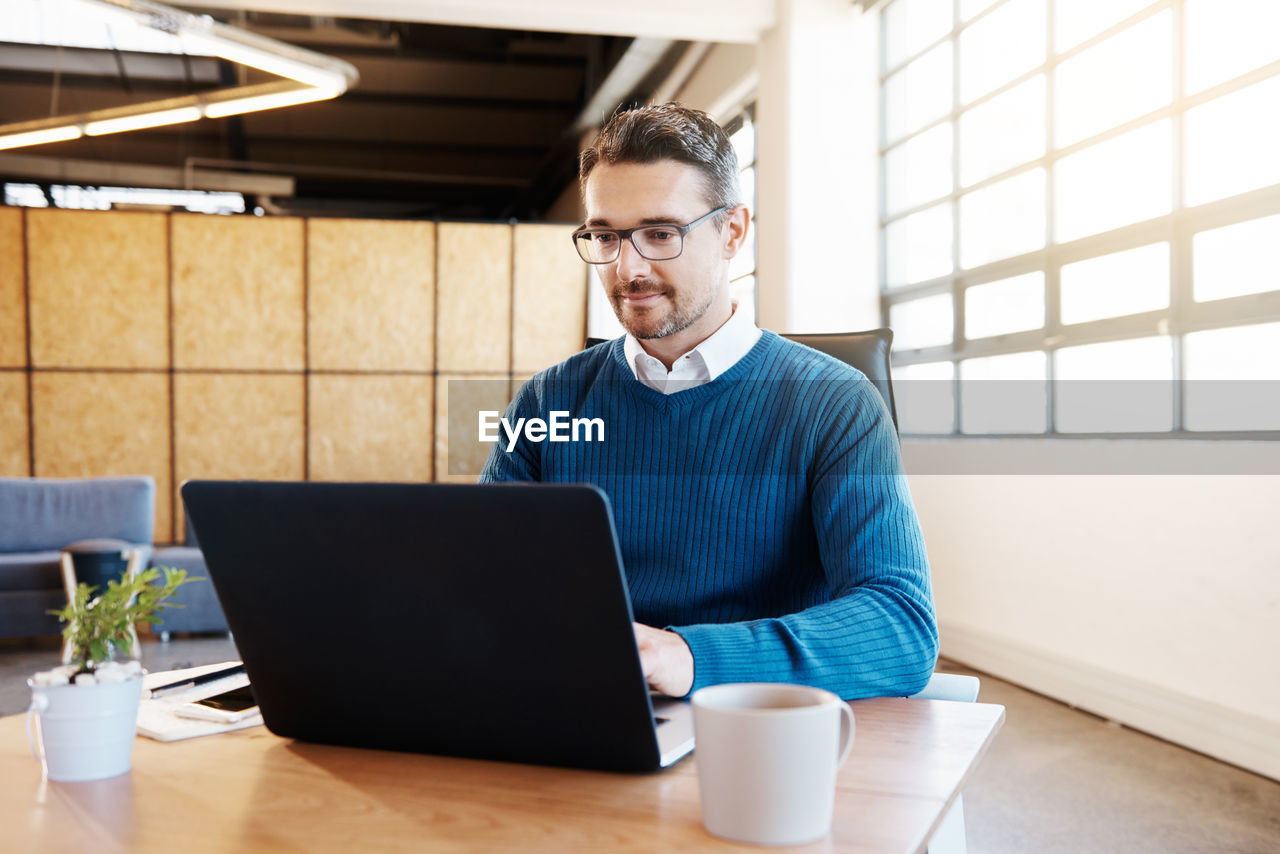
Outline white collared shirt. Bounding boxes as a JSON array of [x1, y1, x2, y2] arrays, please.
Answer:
[[623, 301, 762, 395]]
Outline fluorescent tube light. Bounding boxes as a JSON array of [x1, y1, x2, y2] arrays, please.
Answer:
[[204, 86, 340, 119], [182, 30, 343, 90], [84, 106, 203, 136], [0, 126, 83, 151]]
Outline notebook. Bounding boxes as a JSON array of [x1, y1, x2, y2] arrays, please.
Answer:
[[181, 480, 694, 772]]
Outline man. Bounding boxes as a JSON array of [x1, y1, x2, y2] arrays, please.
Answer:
[[480, 103, 936, 700]]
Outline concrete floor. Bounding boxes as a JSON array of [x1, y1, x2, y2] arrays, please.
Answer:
[[2, 638, 1277, 853]]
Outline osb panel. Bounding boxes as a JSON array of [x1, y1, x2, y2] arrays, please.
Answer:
[[0, 372, 28, 476], [32, 372, 172, 540], [0, 209, 24, 367], [513, 223, 588, 374], [172, 214, 304, 370], [436, 223, 511, 372], [27, 209, 168, 369], [173, 373, 305, 538], [308, 219, 435, 371], [309, 374, 432, 482], [434, 373, 511, 484]]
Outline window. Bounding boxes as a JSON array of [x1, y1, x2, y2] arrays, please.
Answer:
[[880, 0, 1280, 436], [727, 107, 758, 324], [3, 183, 246, 214]]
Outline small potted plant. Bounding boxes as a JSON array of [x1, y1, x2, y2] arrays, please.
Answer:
[[27, 566, 196, 782]]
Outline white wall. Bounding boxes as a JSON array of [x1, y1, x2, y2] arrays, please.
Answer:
[[904, 441, 1280, 780]]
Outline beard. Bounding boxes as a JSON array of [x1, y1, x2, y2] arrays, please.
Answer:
[[611, 278, 716, 340]]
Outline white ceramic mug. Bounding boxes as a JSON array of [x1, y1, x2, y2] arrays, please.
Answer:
[[691, 683, 855, 846]]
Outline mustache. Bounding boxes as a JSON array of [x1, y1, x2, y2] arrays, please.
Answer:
[[614, 280, 667, 298]]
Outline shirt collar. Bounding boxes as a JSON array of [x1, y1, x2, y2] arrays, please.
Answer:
[[623, 300, 762, 382]]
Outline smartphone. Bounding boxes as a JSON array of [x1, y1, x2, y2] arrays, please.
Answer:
[[173, 684, 261, 724]]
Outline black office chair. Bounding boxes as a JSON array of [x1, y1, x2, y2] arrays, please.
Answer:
[[585, 329, 898, 431], [782, 330, 897, 432]]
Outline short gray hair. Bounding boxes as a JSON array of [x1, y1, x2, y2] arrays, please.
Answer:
[[579, 103, 741, 219]]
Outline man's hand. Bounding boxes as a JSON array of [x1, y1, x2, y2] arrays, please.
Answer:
[[633, 623, 694, 697]]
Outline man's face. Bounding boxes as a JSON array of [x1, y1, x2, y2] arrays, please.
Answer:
[[582, 160, 735, 341]]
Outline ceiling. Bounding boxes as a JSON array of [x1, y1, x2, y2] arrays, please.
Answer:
[[0, 4, 707, 220]]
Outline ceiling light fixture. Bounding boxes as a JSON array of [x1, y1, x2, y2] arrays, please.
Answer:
[[84, 106, 205, 136], [0, 126, 84, 151], [0, 0, 358, 152]]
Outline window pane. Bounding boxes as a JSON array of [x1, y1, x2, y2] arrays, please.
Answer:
[[1054, 336, 1174, 432], [1054, 10, 1172, 148], [959, 0, 1000, 23], [890, 293, 954, 350], [959, 74, 1045, 186], [894, 361, 956, 434], [1060, 243, 1169, 325], [885, 202, 953, 288], [1054, 119, 1171, 242], [1184, 322, 1280, 431], [959, 0, 1046, 105], [1185, 0, 1280, 94], [884, 41, 954, 144], [883, 0, 953, 72], [1184, 75, 1280, 207], [959, 350, 1048, 433], [965, 271, 1045, 339], [1054, 0, 1155, 53], [1193, 215, 1280, 302], [884, 123, 953, 217], [959, 168, 1045, 268], [730, 119, 755, 167]]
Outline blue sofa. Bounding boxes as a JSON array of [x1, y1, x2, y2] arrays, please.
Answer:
[[0, 476, 156, 639], [148, 514, 229, 637]]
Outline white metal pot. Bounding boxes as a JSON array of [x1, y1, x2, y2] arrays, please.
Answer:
[[27, 674, 144, 782]]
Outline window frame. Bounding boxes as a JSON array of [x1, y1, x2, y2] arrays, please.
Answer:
[[878, 0, 1280, 439]]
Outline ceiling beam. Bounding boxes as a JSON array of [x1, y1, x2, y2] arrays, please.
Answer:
[[175, 0, 775, 43]]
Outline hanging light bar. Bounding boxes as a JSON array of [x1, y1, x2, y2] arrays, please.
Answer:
[[84, 106, 205, 136], [0, 0, 358, 152], [0, 127, 84, 151]]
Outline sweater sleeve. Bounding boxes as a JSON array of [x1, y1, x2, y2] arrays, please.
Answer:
[[670, 382, 939, 700], [477, 379, 543, 483]]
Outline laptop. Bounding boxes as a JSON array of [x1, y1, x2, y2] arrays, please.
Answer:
[[181, 480, 695, 773]]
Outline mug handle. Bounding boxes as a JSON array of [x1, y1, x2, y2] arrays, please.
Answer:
[[836, 700, 856, 767]]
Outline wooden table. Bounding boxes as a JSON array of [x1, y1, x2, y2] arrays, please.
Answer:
[[0, 697, 1004, 853]]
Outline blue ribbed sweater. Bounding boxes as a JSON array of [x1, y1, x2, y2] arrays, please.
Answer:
[[479, 331, 937, 699]]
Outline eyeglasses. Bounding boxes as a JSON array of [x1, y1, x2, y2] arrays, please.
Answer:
[[571, 206, 728, 264]]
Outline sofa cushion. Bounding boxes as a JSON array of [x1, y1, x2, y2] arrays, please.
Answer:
[[149, 546, 228, 633], [0, 551, 62, 592], [0, 476, 155, 552]]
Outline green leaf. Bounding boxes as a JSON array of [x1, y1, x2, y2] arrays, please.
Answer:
[[51, 563, 201, 669]]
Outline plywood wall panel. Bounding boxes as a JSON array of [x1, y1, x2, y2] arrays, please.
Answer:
[[0, 372, 28, 476], [172, 215, 304, 370], [513, 223, 587, 374], [32, 372, 171, 540], [309, 374, 432, 482], [0, 209, 24, 367], [308, 219, 435, 371], [173, 373, 305, 539], [26, 210, 168, 369], [434, 373, 511, 484], [436, 223, 511, 372]]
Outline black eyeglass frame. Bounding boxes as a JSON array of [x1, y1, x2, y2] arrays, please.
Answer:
[[570, 205, 730, 264]]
